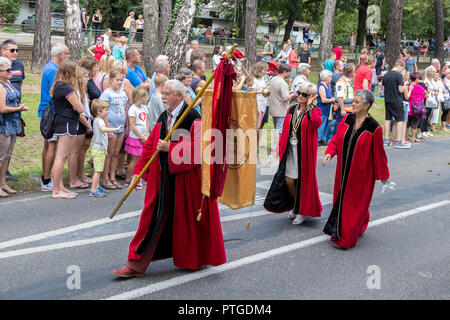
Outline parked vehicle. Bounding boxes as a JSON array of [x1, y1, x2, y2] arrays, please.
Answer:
[[401, 40, 416, 50], [21, 13, 64, 33]]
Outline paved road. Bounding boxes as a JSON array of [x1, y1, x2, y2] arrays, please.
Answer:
[[0, 135, 449, 301]]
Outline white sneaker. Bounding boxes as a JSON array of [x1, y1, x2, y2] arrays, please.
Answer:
[[427, 132, 434, 137], [422, 132, 429, 137], [40, 178, 53, 192]]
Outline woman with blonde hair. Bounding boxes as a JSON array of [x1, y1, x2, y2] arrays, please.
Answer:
[[123, 11, 137, 44], [50, 60, 85, 199], [264, 81, 322, 225], [94, 55, 115, 91], [359, 48, 368, 66], [68, 66, 93, 189]]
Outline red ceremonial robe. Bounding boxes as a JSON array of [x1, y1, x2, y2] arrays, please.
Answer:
[[264, 105, 323, 217], [127, 104, 226, 270], [323, 113, 390, 248]]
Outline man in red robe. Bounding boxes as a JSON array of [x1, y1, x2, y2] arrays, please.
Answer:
[[112, 80, 226, 278]]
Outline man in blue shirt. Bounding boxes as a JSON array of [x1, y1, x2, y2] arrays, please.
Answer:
[[125, 47, 150, 89], [38, 43, 69, 191]]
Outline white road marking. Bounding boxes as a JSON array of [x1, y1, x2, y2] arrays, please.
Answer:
[[0, 191, 334, 254], [0, 209, 283, 259], [0, 210, 141, 251], [0, 232, 135, 259], [105, 200, 450, 300]]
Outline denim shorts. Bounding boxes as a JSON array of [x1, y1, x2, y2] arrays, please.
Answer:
[[272, 116, 285, 134], [403, 101, 410, 121]]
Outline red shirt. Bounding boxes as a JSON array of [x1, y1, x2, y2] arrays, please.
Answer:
[[288, 48, 298, 70], [354, 64, 373, 91], [332, 47, 343, 61]]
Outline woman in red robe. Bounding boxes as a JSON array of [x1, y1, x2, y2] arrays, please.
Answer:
[[112, 81, 226, 277], [322, 90, 390, 249], [264, 81, 323, 224]]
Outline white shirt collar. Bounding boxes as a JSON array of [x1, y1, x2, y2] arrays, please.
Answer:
[[167, 100, 185, 131]]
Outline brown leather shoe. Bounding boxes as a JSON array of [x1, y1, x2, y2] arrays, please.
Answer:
[[112, 266, 145, 278]]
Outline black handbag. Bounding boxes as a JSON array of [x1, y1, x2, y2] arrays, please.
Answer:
[[442, 82, 450, 112]]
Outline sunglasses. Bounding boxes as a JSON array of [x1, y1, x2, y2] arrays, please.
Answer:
[[0, 68, 12, 73], [296, 91, 310, 97], [9, 49, 18, 53]]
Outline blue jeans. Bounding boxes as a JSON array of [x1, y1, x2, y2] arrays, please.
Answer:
[[272, 116, 285, 135], [318, 114, 333, 142]]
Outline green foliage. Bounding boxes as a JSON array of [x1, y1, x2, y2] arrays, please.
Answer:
[[0, 0, 21, 23]]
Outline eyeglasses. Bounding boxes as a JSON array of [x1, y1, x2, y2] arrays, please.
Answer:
[[0, 68, 12, 73], [296, 91, 310, 97], [9, 49, 18, 53]]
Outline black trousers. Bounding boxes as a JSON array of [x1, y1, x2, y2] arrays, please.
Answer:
[[419, 108, 432, 132]]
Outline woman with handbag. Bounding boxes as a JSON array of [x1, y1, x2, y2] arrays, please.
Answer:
[[421, 67, 438, 137], [440, 69, 450, 131], [404, 72, 428, 142], [0, 57, 29, 198]]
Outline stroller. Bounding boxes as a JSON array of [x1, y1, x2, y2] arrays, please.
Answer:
[[266, 59, 279, 79]]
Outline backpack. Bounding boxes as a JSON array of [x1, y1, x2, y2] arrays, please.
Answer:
[[40, 100, 55, 139]]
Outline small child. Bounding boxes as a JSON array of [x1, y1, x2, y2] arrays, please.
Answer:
[[241, 76, 254, 91], [90, 99, 123, 197], [124, 87, 149, 190], [99, 69, 129, 190]]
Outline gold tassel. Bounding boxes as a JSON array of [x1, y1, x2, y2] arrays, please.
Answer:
[[196, 195, 205, 222], [246, 219, 251, 230]]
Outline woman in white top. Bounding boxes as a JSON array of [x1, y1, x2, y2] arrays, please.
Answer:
[[212, 45, 223, 71], [276, 43, 289, 64], [424, 67, 443, 132], [441, 69, 450, 131]]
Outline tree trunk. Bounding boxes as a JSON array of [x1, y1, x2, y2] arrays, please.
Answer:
[[163, 0, 196, 75], [159, 0, 172, 46], [356, 0, 369, 47], [63, 0, 83, 61], [283, 13, 295, 43], [318, 0, 337, 66], [244, 0, 257, 69], [434, 0, 444, 62], [142, 0, 160, 76], [385, 0, 404, 69], [31, 0, 51, 73]]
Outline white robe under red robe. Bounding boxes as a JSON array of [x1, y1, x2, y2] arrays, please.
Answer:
[[127, 104, 226, 270], [323, 113, 390, 248], [264, 105, 323, 217]]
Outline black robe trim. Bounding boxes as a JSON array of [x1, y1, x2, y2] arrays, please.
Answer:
[[264, 105, 308, 213], [323, 113, 378, 239], [136, 103, 201, 258]]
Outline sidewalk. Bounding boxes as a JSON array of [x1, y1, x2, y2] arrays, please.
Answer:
[[0, 30, 65, 46]]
